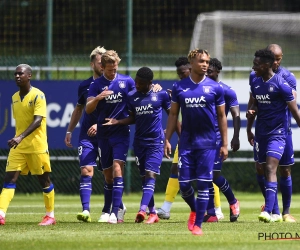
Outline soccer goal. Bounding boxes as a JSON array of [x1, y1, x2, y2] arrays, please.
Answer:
[[190, 11, 300, 67]]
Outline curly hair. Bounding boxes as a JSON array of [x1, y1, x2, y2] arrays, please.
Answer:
[[136, 67, 153, 81], [175, 57, 189, 68], [209, 58, 222, 71], [187, 48, 210, 62], [254, 49, 275, 66]]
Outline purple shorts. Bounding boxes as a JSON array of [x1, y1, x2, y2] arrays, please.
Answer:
[[178, 148, 215, 182], [98, 136, 129, 170], [279, 133, 294, 166], [133, 144, 163, 176], [213, 140, 223, 171], [78, 139, 101, 170], [255, 135, 286, 163]]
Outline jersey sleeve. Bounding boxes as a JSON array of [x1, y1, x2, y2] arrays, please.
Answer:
[[34, 92, 47, 117], [77, 82, 85, 105], [225, 87, 239, 108], [161, 91, 171, 111], [88, 79, 99, 98], [280, 81, 294, 102], [215, 84, 225, 106], [171, 82, 179, 103], [128, 77, 136, 91]]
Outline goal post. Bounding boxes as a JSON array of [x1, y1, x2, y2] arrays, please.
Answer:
[[190, 11, 300, 67]]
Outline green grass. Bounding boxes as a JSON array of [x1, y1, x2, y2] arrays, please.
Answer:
[[1, 193, 300, 250]]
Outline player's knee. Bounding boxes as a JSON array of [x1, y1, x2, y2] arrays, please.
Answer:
[[145, 171, 156, 179], [4, 171, 19, 184], [279, 166, 291, 177], [81, 166, 94, 176], [37, 173, 51, 188], [255, 163, 264, 175], [170, 163, 178, 175]]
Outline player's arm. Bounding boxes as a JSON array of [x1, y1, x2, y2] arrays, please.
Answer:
[[8, 115, 43, 148], [165, 108, 181, 136], [164, 102, 180, 159], [229, 105, 240, 152], [287, 99, 300, 127], [246, 98, 257, 146], [103, 111, 135, 126], [65, 104, 84, 147], [216, 104, 228, 161], [86, 87, 113, 114]]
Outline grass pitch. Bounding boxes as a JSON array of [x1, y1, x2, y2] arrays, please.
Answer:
[[0, 192, 300, 250]]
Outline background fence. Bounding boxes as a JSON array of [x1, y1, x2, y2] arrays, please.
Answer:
[[1, 1, 300, 194]]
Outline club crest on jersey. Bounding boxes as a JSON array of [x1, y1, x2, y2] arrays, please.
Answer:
[[268, 85, 274, 92], [203, 86, 211, 93], [119, 81, 126, 89], [151, 94, 158, 101]]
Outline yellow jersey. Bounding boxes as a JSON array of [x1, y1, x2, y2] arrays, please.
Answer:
[[11, 87, 48, 153]]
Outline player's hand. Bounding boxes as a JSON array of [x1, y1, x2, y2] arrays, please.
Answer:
[[220, 146, 228, 161], [247, 130, 255, 146], [96, 87, 114, 100], [164, 140, 172, 159], [167, 89, 172, 98], [246, 109, 256, 119], [231, 136, 240, 152], [152, 83, 162, 92], [87, 124, 97, 137], [103, 118, 118, 126], [64, 133, 73, 147], [8, 136, 23, 149]]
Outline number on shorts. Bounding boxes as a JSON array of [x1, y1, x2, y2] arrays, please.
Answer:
[[78, 146, 83, 156], [135, 156, 140, 166]]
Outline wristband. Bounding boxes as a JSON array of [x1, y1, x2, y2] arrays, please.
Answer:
[[66, 131, 72, 134]]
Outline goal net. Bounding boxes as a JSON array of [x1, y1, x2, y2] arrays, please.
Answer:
[[190, 11, 300, 67]]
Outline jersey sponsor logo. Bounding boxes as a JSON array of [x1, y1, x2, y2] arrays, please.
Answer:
[[105, 92, 123, 103], [119, 81, 126, 89], [255, 94, 271, 104], [184, 96, 206, 108], [135, 103, 153, 115]]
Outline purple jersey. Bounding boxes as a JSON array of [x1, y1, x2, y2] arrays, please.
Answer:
[[250, 67, 296, 135], [276, 66, 297, 135], [216, 81, 239, 137], [88, 73, 135, 138], [172, 76, 225, 149], [77, 77, 98, 142], [250, 74, 294, 137], [127, 89, 171, 146]]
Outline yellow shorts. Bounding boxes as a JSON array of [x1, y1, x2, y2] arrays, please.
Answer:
[[6, 150, 51, 175], [172, 144, 179, 164]]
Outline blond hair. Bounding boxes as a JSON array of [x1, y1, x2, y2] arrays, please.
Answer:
[[187, 48, 210, 62], [90, 46, 106, 62], [101, 50, 121, 67]]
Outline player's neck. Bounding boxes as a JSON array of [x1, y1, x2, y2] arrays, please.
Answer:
[[190, 72, 206, 84], [19, 84, 32, 96], [262, 71, 275, 82]]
